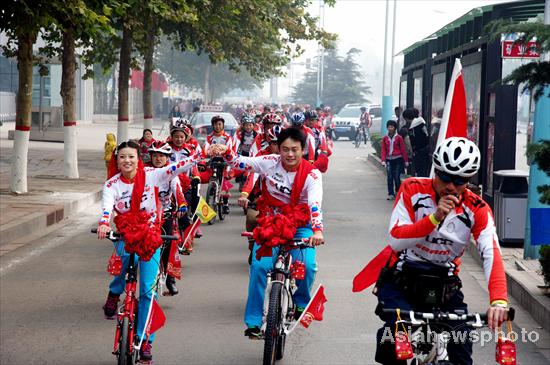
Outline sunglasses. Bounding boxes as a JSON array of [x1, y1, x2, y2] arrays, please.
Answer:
[[435, 170, 469, 186]]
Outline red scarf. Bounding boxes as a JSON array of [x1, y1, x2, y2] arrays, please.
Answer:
[[109, 159, 163, 261], [253, 159, 314, 258]]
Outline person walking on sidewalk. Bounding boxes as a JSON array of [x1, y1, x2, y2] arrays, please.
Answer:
[[381, 120, 408, 200], [104, 133, 117, 179]]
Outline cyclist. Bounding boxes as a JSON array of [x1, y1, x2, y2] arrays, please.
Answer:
[[238, 126, 282, 264], [304, 110, 329, 160], [249, 113, 283, 157], [233, 114, 258, 157], [148, 141, 188, 296], [97, 141, 197, 363], [209, 127, 324, 339], [168, 118, 203, 241], [373, 137, 508, 365], [204, 115, 234, 214], [289, 112, 316, 163], [138, 129, 155, 165], [354, 106, 371, 143]]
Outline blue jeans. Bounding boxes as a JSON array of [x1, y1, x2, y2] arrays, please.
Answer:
[[109, 241, 161, 343], [386, 158, 404, 196], [244, 227, 318, 328]]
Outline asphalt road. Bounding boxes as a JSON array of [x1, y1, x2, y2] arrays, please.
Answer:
[[1, 141, 548, 365]]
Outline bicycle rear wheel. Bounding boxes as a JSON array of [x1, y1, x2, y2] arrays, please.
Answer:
[[206, 181, 217, 225], [354, 131, 361, 148], [263, 282, 283, 365]]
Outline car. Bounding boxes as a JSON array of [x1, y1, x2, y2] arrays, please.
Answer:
[[189, 111, 239, 147], [332, 104, 382, 140]]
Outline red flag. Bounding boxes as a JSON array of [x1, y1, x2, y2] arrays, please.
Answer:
[[166, 239, 181, 280], [352, 245, 393, 293], [145, 299, 166, 338], [430, 58, 468, 176], [300, 285, 327, 328], [182, 218, 201, 250]]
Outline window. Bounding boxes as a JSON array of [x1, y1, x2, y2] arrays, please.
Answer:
[[413, 77, 422, 114], [462, 63, 481, 145], [430, 72, 445, 153]]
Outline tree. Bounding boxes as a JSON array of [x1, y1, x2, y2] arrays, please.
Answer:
[[292, 47, 370, 111], [133, 0, 196, 129], [171, 0, 337, 81], [40, 0, 113, 179], [155, 45, 263, 102], [1, 2, 57, 194]]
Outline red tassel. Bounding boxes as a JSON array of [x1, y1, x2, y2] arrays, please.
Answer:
[[114, 210, 163, 261]]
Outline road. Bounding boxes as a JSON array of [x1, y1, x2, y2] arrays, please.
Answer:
[[1, 141, 548, 365]]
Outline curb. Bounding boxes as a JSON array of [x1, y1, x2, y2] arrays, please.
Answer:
[[469, 241, 550, 331], [0, 188, 102, 250]]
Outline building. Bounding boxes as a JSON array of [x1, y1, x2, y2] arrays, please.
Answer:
[[398, 0, 545, 206]]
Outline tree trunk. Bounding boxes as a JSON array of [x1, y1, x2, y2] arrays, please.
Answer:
[[118, 24, 132, 143], [10, 29, 37, 194], [204, 62, 211, 104], [61, 26, 79, 179], [142, 21, 156, 131]]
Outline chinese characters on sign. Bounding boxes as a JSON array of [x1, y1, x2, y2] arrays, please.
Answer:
[[501, 40, 540, 59]]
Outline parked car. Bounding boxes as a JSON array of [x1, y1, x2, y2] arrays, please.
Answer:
[[332, 103, 382, 140], [189, 112, 239, 147]]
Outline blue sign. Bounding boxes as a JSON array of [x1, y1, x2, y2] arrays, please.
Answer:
[[530, 208, 550, 245]]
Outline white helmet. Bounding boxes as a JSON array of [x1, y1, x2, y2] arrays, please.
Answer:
[[432, 137, 480, 177], [148, 141, 173, 155]]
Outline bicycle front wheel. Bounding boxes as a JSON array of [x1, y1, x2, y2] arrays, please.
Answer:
[[117, 316, 131, 365], [206, 181, 218, 225], [263, 282, 283, 365], [354, 132, 361, 148]]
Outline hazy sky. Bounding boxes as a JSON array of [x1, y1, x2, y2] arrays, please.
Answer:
[[271, 0, 517, 102]]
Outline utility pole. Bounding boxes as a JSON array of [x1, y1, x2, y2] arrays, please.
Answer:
[[316, 0, 325, 107], [523, 0, 550, 258], [381, 0, 393, 132]]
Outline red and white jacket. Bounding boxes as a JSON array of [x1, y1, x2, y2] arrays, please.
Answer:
[[227, 152, 323, 232], [99, 157, 196, 226], [381, 133, 408, 162], [249, 133, 269, 157], [170, 139, 202, 178], [388, 178, 507, 304], [299, 125, 317, 162]]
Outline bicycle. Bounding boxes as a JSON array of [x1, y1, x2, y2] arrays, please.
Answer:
[[379, 307, 515, 365], [354, 125, 368, 148], [205, 156, 228, 224], [242, 232, 313, 365], [92, 228, 178, 365]]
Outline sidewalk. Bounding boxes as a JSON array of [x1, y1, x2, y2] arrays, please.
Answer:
[[365, 147, 550, 333], [0, 145, 105, 255]]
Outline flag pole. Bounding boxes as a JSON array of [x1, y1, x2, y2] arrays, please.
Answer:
[[285, 284, 322, 335], [137, 271, 159, 349]]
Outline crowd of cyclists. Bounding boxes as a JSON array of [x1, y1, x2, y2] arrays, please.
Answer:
[[96, 102, 511, 365]]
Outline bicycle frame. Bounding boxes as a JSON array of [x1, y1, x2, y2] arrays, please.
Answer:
[[112, 249, 139, 356]]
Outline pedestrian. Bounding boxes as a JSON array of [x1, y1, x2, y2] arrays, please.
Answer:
[[401, 108, 430, 177], [103, 133, 117, 179], [381, 120, 408, 200], [138, 129, 156, 165]]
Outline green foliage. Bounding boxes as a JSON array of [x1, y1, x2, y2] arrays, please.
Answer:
[[291, 47, 370, 110], [370, 133, 382, 158], [484, 18, 550, 100], [527, 140, 550, 205], [171, 0, 337, 80], [539, 245, 550, 288], [155, 42, 263, 100]]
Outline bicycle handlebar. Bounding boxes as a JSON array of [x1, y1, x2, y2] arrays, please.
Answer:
[[91, 228, 179, 241], [380, 307, 515, 324]]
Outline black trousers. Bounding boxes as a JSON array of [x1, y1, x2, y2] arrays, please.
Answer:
[[374, 273, 472, 365]]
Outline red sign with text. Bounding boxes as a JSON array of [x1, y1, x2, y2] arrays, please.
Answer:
[[501, 40, 540, 59]]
